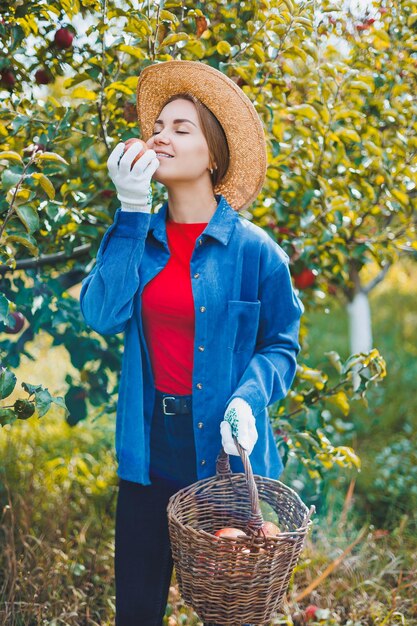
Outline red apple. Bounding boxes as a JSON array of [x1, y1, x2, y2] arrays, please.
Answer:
[[214, 527, 247, 539], [54, 28, 74, 49], [305, 605, 320, 621], [122, 138, 149, 171], [3, 312, 25, 334], [293, 268, 316, 289], [260, 521, 281, 537], [35, 68, 52, 85], [0, 69, 15, 87]]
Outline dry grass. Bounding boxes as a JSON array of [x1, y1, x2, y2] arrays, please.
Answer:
[[1, 410, 416, 625]]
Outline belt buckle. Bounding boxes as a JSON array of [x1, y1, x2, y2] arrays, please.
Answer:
[[162, 396, 176, 416]]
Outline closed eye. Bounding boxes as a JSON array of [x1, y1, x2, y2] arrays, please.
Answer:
[[152, 131, 189, 135]]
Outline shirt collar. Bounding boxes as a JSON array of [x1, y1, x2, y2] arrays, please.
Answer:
[[149, 194, 238, 247]]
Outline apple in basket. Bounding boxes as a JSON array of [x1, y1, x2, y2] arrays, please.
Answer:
[[214, 527, 248, 540], [213, 528, 255, 580], [122, 138, 149, 170], [260, 521, 281, 538]]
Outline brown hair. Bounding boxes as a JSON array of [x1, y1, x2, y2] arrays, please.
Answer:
[[158, 92, 230, 188]]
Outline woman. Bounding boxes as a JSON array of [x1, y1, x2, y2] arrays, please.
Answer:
[[80, 60, 304, 626]]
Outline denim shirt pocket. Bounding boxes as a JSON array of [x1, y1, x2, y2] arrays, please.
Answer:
[[227, 300, 261, 353]]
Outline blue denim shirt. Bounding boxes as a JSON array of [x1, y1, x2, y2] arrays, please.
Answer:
[[79, 194, 304, 485]]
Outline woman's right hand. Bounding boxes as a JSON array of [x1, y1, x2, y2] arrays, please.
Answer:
[[107, 141, 160, 212]]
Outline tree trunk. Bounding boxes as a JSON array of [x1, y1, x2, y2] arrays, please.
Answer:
[[347, 290, 373, 355]]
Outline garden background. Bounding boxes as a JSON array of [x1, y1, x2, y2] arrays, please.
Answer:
[[0, 0, 416, 624]]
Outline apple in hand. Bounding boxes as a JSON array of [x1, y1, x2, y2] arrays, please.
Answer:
[[122, 138, 149, 171]]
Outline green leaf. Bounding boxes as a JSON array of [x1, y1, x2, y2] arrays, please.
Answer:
[[2, 169, 22, 191], [0, 408, 16, 426], [35, 388, 53, 417], [0, 294, 10, 323], [72, 87, 97, 100], [284, 45, 308, 62], [118, 44, 147, 60], [0, 368, 17, 400], [5, 233, 38, 255], [34, 151, 69, 166], [127, 17, 152, 37], [287, 104, 320, 120], [0, 151, 23, 164], [15, 205, 40, 233], [216, 40, 232, 56], [336, 128, 361, 143], [11, 115, 29, 131], [159, 9, 179, 25], [301, 189, 315, 209], [62, 72, 92, 88], [159, 32, 189, 48], [21, 382, 43, 397], [52, 395, 70, 418], [325, 351, 343, 373], [31, 172, 55, 199]]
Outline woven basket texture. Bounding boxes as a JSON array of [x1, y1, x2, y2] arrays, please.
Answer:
[[167, 443, 314, 625]]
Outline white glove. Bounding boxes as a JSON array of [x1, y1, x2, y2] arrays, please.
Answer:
[[220, 397, 258, 456], [106, 141, 160, 212]]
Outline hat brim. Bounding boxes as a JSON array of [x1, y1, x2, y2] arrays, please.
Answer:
[[136, 60, 267, 212]]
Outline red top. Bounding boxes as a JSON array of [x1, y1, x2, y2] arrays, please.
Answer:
[[141, 217, 208, 394]]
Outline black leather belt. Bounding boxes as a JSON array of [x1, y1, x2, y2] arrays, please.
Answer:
[[156, 392, 192, 416]]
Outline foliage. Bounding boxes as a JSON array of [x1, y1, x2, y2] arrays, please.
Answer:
[[282, 258, 417, 528], [273, 348, 386, 479], [1, 0, 416, 477]]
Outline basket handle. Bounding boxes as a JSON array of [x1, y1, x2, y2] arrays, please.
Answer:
[[215, 435, 264, 533]]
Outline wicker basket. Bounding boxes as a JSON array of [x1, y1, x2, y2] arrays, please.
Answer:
[[167, 439, 315, 625]]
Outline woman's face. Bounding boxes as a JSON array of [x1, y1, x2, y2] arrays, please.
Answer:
[[146, 98, 212, 187]]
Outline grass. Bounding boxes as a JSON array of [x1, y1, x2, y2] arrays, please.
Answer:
[[1, 410, 416, 625]]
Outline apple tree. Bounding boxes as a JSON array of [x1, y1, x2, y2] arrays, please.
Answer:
[[1, 0, 414, 482]]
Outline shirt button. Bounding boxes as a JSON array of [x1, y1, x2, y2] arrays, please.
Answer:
[[198, 345, 205, 351], [196, 383, 203, 389], [198, 238, 203, 245], [193, 273, 200, 279], [200, 459, 206, 466], [198, 422, 204, 429], [200, 306, 206, 313]]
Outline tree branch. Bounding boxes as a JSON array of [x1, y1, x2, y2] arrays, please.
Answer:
[[363, 262, 391, 294], [0, 244, 92, 274]]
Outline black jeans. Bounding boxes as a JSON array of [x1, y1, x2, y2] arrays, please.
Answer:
[[114, 389, 252, 626]]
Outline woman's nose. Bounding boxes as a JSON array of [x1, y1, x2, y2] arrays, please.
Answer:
[[154, 132, 170, 144]]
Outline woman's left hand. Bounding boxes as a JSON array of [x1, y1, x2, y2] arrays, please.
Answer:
[[220, 397, 258, 456]]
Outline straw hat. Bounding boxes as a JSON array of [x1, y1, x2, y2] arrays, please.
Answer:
[[135, 60, 267, 212]]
